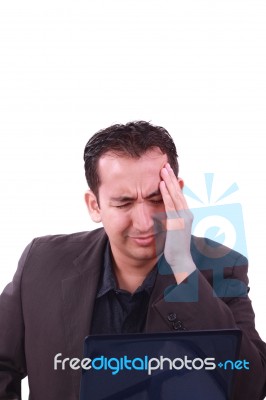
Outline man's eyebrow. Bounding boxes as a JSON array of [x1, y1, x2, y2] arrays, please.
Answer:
[[110, 190, 162, 203], [145, 190, 162, 199], [110, 196, 136, 202]]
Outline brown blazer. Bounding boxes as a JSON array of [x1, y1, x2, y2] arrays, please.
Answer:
[[0, 228, 265, 400]]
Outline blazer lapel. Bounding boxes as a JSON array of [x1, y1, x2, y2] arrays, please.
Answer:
[[61, 229, 108, 397]]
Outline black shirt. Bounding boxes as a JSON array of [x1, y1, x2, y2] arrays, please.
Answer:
[[90, 244, 157, 334]]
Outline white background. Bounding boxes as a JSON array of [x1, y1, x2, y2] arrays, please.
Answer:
[[0, 1, 266, 397]]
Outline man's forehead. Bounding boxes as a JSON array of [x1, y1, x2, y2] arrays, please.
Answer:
[[97, 149, 167, 195], [98, 148, 168, 169]]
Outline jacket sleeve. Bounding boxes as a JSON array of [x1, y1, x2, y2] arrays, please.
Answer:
[[199, 256, 266, 400], [192, 263, 266, 400], [148, 253, 266, 400], [0, 241, 34, 400]]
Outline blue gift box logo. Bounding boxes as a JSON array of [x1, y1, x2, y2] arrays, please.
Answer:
[[184, 173, 247, 258], [161, 173, 248, 302]]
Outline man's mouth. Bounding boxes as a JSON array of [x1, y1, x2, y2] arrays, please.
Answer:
[[129, 235, 155, 246]]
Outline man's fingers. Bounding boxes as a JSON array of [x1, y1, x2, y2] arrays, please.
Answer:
[[159, 180, 176, 213], [160, 164, 189, 211], [159, 181, 185, 230], [160, 166, 178, 199]]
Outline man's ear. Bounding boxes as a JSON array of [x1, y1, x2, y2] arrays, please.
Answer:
[[178, 178, 184, 190], [84, 190, 102, 223]]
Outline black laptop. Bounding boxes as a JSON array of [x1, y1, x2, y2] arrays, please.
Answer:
[[80, 329, 242, 400]]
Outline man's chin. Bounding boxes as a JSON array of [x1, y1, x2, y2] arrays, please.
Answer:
[[128, 243, 163, 263]]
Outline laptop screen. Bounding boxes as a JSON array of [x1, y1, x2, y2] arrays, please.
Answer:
[[80, 329, 242, 400]]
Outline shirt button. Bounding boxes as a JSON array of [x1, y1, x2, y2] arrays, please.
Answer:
[[173, 320, 185, 330], [167, 313, 177, 322]]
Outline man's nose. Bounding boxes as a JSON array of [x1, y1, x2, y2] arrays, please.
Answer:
[[131, 203, 154, 232]]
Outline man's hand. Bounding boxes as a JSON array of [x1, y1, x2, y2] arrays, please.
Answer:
[[160, 163, 196, 284]]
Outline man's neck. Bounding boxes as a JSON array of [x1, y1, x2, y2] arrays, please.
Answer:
[[111, 252, 157, 294], [114, 267, 146, 293]]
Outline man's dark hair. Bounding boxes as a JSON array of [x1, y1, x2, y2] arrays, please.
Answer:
[[83, 121, 179, 200]]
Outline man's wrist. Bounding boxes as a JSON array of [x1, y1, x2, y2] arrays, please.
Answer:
[[170, 256, 197, 284]]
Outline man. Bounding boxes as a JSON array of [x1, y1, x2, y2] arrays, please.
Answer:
[[0, 121, 265, 399]]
